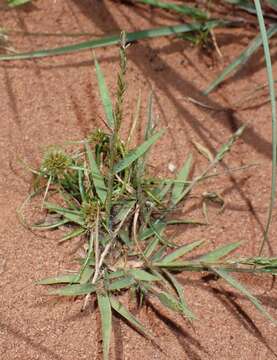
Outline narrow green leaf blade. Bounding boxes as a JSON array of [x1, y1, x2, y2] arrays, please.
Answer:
[[254, 0, 277, 256], [214, 268, 276, 323], [37, 268, 92, 285], [44, 203, 85, 226], [145, 91, 154, 141], [32, 218, 69, 230], [113, 200, 136, 224], [156, 290, 184, 314], [110, 297, 149, 336], [49, 283, 96, 296], [113, 130, 164, 174], [223, 0, 256, 12], [79, 266, 93, 284], [129, 269, 160, 282], [7, 0, 31, 6], [172, 154, 193, 205], [0, 22, 229, 61], [106, 270, 126, 280], [167, 219, 206, 225], [97, 293, 112, 360], [37, 274, 79, 285], [107, 276, 135, 291], [85, 142, 107, 204], [137, 0, 207, 19], [139, 220, 166, 242], [267, 0, 277, 10], [156, 182, 172, 201], [163, 270, 196, 319], [94, 57, 114, 129], [44, 202, 80, 215], [59, 227, 86, 244], [151, 245, 167, 262], [199, 241, 242, 263], [160, 239, 204, 264], [144, 237, 159, 258]]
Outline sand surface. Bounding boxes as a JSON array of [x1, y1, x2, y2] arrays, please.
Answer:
[[1, 1, 277, 359]]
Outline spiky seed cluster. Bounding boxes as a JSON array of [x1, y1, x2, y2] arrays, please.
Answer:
[[41, 147, 71, 178], [81, 201, 98, 228], [88, 129, 109, 144]]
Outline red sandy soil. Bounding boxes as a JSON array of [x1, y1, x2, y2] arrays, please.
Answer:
[[1, 1, 277, 359]]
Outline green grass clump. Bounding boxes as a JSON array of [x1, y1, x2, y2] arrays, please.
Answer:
[[26, 34, 277, 359]]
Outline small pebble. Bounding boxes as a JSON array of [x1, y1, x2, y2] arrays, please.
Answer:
[[168, 162, 176, 173]]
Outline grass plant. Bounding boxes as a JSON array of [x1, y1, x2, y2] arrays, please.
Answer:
[[22, 33, 277, 360], [2, 0, 276, 357]]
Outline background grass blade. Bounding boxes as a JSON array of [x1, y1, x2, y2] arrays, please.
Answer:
[[0, 21, 230, 61], [97, 293, 112, 360], [268, 0, 277, 10], [204, 24, 277, 95], [136, 0, 207, 19], [253, 0, 277, 255], [223, 0, 256, 14]]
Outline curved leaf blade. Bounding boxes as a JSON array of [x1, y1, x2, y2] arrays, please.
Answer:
[[95, 57, 114, 129], [171, 153, 193, 205], [0, 22, 229, 61], [59, 227, 86, 244], [110, 297, 149, 336], [163, 270, 196, 319], [49, 283, 96, 296], [129, 269, 160, 282], [85, 142, 107, 204], [214, 268, 276, 323], [160, 239, 204, 264], [37, 274, 79, 285], [137, 0, 207, 19], [107, 276, 135, 291], [198, 241, 241, 263], [113, 130, 164, 174], [97, 293, 112, 360]]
